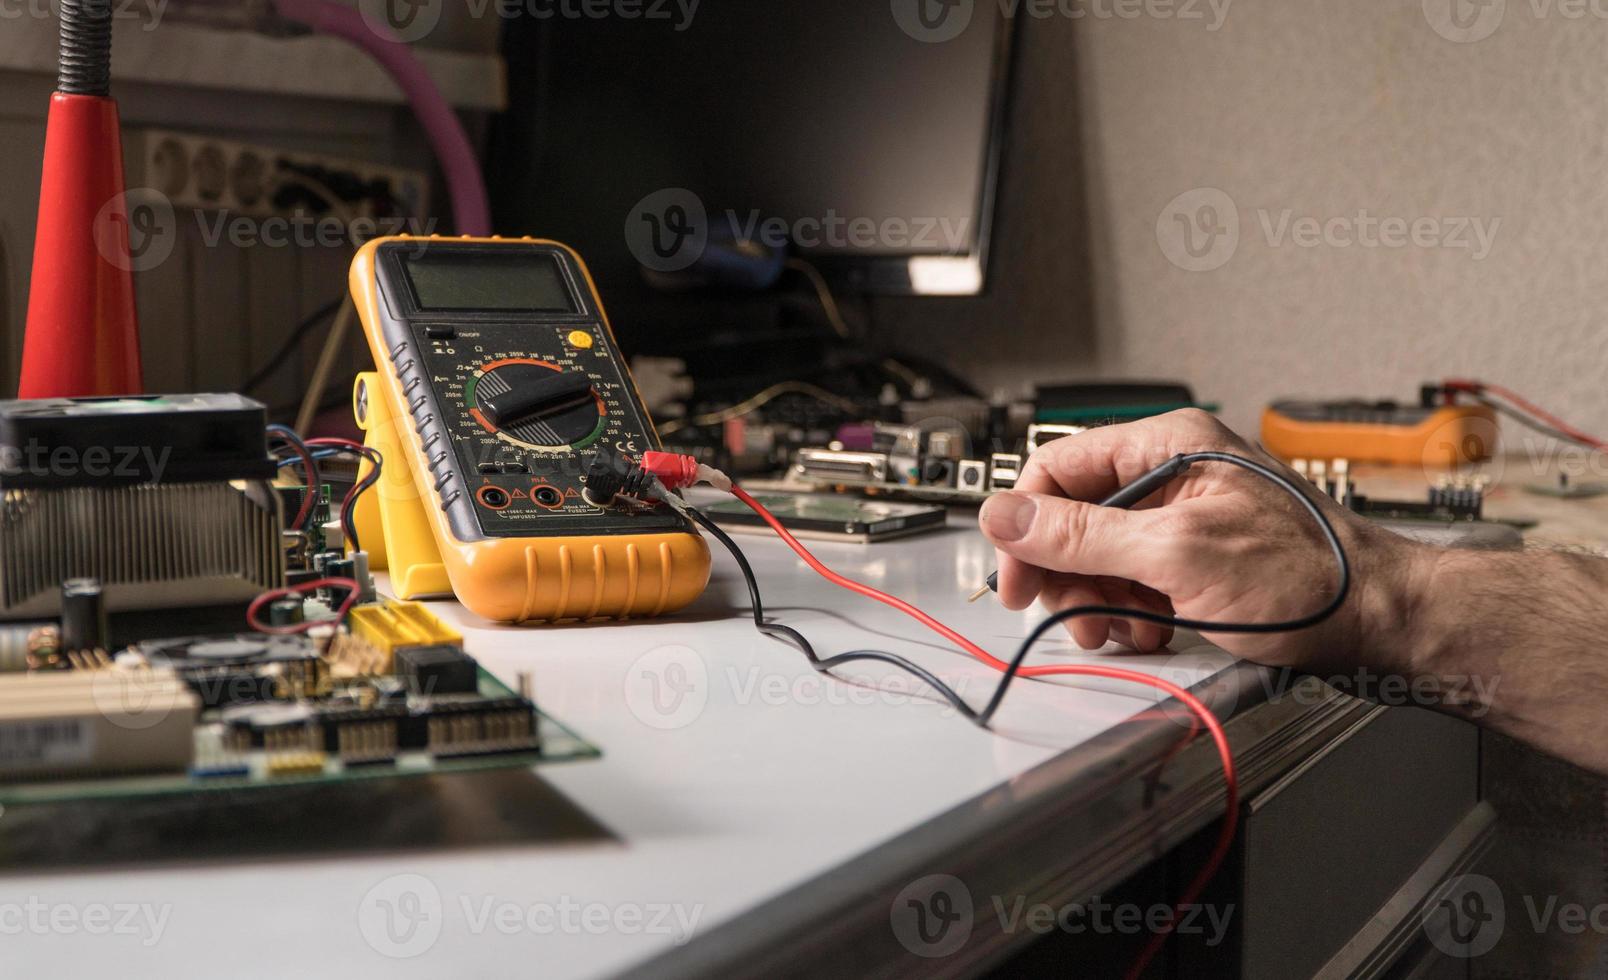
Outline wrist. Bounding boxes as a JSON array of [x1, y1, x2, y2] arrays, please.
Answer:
[[1346, 527, 1446, 679]]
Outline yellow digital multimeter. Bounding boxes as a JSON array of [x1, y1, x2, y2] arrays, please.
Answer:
[[348, 236, 710, 623]]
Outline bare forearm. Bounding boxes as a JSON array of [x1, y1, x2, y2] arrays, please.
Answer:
[[1392, 545, 1608, 774]]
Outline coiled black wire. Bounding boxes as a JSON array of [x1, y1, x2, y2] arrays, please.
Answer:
[[59, 0, 114, 97], [688, 452, 1351, 729], [686, 508, 983, 721]]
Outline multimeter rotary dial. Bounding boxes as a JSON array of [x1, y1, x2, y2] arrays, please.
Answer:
[[467, 358, 608, 452]]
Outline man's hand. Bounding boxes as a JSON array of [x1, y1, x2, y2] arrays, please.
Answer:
[[977, 409, 1427, 673], [975, 408, 1608, 776]]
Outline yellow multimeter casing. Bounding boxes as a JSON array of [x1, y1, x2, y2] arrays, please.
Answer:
[[1261, 400, 1497, 468], [349, 235, 709, 623]]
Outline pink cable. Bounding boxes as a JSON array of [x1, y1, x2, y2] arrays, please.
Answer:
[[274, 0, 492, 236]]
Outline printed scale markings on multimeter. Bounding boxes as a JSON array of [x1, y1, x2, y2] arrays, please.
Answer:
[[441, 332, 648, 512], [466, 357, 608, 452]]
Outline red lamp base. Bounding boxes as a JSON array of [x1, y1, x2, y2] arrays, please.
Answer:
[[18, 92, 144, 398]]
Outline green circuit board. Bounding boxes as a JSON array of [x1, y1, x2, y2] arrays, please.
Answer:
[[0, 666, 600, 808]]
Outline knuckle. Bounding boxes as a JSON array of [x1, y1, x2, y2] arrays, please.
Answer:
[[1021, 445, 1057, 482], [1173, 407, 1228, 438], [1046, 500, 1095, 553], [1028, 438, 1099, 484]]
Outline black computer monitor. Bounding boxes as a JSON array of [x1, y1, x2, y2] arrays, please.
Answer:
[[491, 1, 1014, 300]]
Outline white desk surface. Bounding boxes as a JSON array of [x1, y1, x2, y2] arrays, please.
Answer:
[[10, 507, 1235, 980]]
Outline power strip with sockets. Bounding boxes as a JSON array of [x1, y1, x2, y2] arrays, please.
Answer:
[[124, 128, 430, 222]]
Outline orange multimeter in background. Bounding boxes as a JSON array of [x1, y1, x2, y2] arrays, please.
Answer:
[[349, 235, 709, 624], [1261, 398, 1497, 468]]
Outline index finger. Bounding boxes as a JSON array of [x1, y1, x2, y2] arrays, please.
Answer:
[[1015, 409, 1235, 503]]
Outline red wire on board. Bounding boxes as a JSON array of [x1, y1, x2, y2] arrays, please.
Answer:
[[246, 577, 361, 635]]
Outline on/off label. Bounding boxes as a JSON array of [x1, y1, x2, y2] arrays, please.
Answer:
[[0, 719, 95, 769]]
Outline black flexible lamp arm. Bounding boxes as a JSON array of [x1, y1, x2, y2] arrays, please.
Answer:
[[57, 0, 114, 97]]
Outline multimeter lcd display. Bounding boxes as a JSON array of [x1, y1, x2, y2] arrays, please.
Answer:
[[403, 251, 578, 312]]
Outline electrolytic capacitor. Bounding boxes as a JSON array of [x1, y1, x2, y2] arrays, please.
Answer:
[[60, 577, 108, 655], [268, 597, 306, 629]]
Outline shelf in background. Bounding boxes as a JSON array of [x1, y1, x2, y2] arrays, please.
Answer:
[[0, 17, 505, 111]]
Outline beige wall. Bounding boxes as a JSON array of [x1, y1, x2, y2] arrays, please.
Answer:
[[877, 0, 1608, 438]]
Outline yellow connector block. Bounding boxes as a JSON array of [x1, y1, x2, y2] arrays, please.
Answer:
[[347, 600, 464, 658], [266, 752, 328, 777]]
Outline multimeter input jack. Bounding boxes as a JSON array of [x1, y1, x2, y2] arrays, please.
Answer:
[[476, 486, 511, 510]]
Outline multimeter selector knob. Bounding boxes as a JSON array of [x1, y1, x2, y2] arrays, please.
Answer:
[[481, 371, 595, 429]]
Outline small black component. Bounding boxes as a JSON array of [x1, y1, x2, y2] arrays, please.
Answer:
[[583, 446, 652, 502], [425, 325, 457, 340], [59, 577, 108, 653], [267, 598, 305, 628], [286, 568, 323, 589], [921, 459, 954, 486], [221, 703, 320, 752], [400, 696, 539, 757], [280, 485, 330, 530], [396, 644, 480, 695], [314, 703, 408, 765]]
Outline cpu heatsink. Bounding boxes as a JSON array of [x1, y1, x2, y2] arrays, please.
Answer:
[[0, 481, 283, 619]]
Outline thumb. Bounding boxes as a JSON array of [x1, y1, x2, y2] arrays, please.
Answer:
[[979, 491, 1163, 584]]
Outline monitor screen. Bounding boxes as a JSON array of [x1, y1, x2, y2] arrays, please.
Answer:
[[492, 1, 1013, 296]]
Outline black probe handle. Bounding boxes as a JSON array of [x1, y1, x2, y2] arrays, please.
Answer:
[[983, 454, 1191, 595]]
